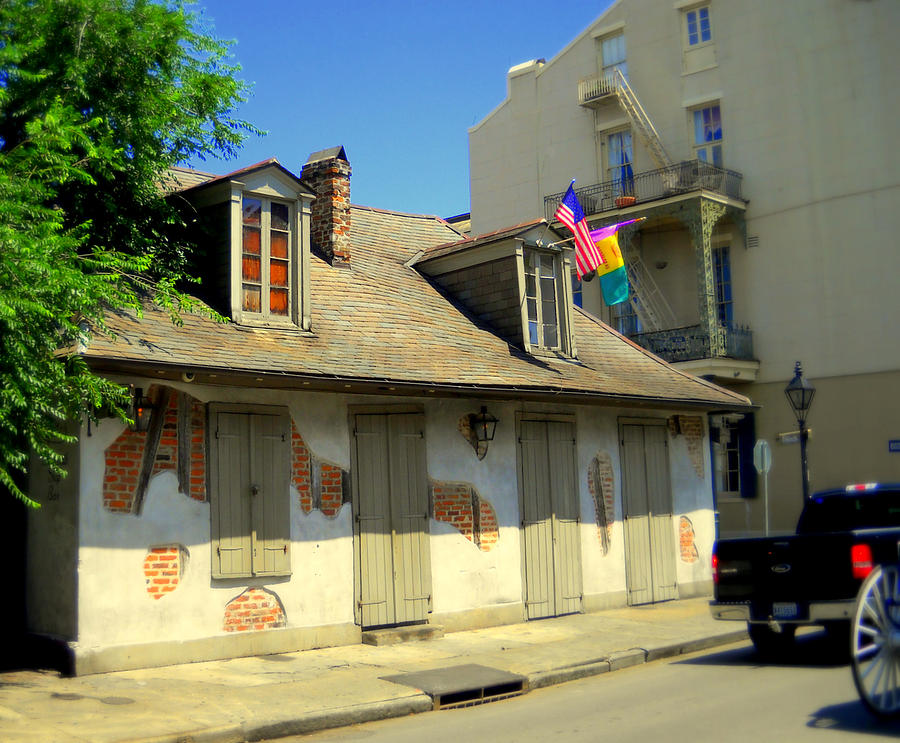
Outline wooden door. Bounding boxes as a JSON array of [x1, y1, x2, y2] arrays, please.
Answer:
[[353, 412, 431, 628], [519, 419, 583, 619], [621, 422, 677, 605]]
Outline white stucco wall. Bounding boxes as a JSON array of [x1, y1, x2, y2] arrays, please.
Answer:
[[67, 378, 715, 654]]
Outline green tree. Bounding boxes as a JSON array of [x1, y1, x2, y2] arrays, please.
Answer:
[[0, 0, 258, 506]]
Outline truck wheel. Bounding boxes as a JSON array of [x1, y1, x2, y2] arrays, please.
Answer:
[[747, 622, 796, 658]]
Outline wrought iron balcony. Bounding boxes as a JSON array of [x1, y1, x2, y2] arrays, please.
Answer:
[[630, 324, 754, 364], [544, 160, 743, 221]]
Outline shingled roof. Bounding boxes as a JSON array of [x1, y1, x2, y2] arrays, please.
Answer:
[[80, 204, 751, 410]]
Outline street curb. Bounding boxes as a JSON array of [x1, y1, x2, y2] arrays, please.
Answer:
[[529, 630, 747, 692], [125, 696, 434, 743], [106, 631, 752, 743]]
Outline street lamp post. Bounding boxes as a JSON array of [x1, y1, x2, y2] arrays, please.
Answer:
[[784, 361, 816, 500]]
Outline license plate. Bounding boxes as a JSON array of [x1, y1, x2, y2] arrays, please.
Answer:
[[773, 602, 798, 619]]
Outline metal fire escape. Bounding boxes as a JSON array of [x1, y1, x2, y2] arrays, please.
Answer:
[[578, 68, 677, 331], [610, 69, 673, 171]]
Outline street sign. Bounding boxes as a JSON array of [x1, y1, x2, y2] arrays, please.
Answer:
[[753, 439, 772, 475]]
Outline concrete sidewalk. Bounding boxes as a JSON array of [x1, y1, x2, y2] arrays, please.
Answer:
[[0, 598, 747, 743]]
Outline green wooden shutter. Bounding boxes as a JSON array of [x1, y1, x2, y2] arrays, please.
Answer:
[[252, 412, 291, 576], [211, 412, 253, 578], [389, 413, 431, 624], [547, 421, 582, 615]]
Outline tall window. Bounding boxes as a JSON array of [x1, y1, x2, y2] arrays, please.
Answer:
[[713, 413, 756, 500], [612, 298, 641, 336], [525, 251, 559, 349], [713, 245, 733, 326], [684, 5, 712, 47], [607, 130, 634, 196], [571, 273, 583, 309], [693, 104, 722, 166], [601, 32, 627, 81], [242, 197, 292, 319]]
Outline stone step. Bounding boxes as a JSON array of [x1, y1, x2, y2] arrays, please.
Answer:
[[361, 624, 444, 646]]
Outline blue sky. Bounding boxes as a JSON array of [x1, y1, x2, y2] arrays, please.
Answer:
[[191, 1, 612, 219]]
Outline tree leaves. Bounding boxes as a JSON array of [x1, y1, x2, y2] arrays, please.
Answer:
[[0, 1, 254, 505]]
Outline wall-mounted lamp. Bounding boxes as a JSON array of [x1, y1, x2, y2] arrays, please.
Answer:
[[466, 406, 498, 460], [130, 386, 154, 432]]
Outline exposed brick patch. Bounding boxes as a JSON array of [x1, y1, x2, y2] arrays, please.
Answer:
[[431, 480, 498, 552], [102, 385, 207, 513], [671, 415, 705, 479], [679, 516, 699, 563], [291, 421, 347, 517], [223, 587, 287, 632], [103, 429, 145, 512], [187, 398, 207, 502], [143, 544, 187, 599], [588, 451, 615, 555], [291, 422, 313, 513]]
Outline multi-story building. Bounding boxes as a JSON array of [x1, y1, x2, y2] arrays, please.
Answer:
[[469, 0, 899, 536]]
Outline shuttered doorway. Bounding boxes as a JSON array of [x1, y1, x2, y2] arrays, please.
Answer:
[[352, 412, 431, 629], [620, 421, 677, 605], [518, 418, 583, 620]]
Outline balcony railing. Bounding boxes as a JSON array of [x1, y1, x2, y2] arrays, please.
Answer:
[[577, 73, 618, 105], [630, 324, 754, 363], [544, 160, 743, 221]]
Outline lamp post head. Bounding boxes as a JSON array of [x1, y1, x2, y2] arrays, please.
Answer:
[[784, 361, 815, 426]]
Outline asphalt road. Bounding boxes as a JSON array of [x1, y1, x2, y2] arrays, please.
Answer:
[[269, 633, 900, 742]]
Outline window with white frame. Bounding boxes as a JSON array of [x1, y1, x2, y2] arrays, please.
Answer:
[[692, 103, 723, 166], [601, 32, 627, 81], [683, 5, 712, 47], [241, 196, 293, 320], [607, 130, 634, 196], [525, 250, 560, 349]]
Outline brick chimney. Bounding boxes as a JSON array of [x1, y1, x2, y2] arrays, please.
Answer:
[[301, 146, 352, 268]]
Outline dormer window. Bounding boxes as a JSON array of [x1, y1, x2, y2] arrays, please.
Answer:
[[242, 197, 292, 317], [176, 159, 315, 331], [525, 251, 560, 349]]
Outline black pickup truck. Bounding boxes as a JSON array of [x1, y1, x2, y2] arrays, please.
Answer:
[[710, 482, 900, 655]]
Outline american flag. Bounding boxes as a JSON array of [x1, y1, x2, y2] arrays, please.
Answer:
[[554, 182, 604, 279]]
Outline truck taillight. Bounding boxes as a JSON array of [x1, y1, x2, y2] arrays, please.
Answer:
[[851, 543, 874, 580], [712, 552, 719, 584]]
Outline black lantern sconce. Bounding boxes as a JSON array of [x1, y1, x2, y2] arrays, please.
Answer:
[[784, 361, 816, 501], [466, 406, 498, 460], [130, 386, 154, 432]]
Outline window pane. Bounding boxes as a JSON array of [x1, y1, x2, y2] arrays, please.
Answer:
[[270, 288, 288, 315], [271, 231, 289, 259], [242, 255, 260, 282], [542, 298, 557, 328], [699, 7, 711, 42], [271, 202, 289, 231], [527, 297, 537, 322], [543, 323, 558, 348], [243, 198, 261, 226], [270, 259, 288, 288], [525, 273, 536, 299], [242, 285, 261, 312], [541, 276, 555, 299], [243, 226, 261, 254], [540, 259, 555, 280], [693, 110, 704, 145], [529, 320, 539, 345]]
